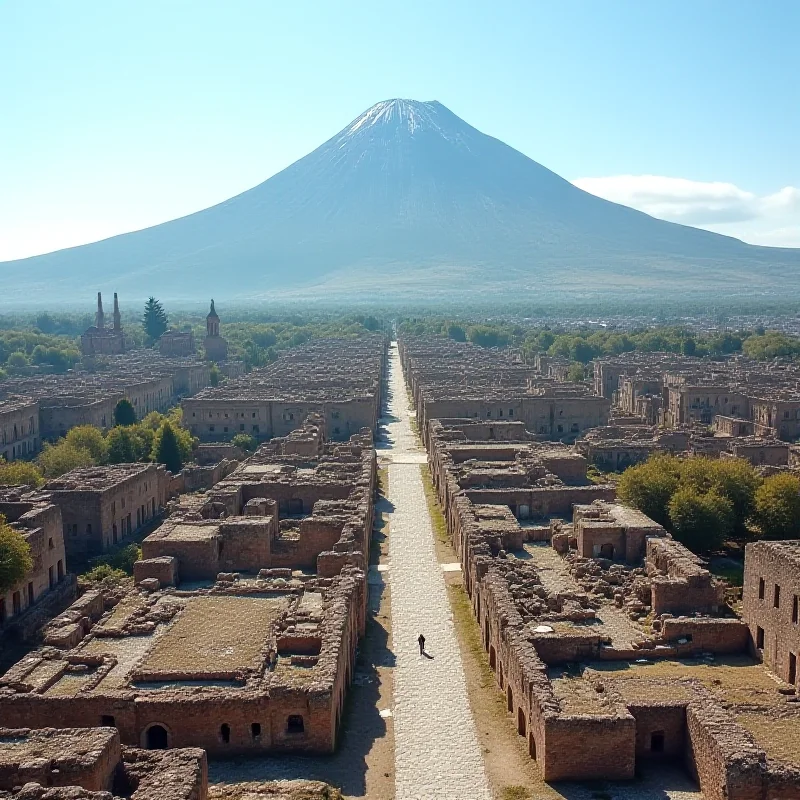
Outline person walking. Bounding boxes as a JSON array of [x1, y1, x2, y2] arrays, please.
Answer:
[[418, 633, 426, 655]]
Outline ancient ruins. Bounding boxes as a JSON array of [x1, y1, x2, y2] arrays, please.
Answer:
[[400, 335, 800, 798], [2, 327, 800, 798]]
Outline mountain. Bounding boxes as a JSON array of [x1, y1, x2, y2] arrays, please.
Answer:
[[3, 98, 799, 304]]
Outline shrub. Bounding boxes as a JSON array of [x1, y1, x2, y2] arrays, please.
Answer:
[[0, 516, 34, 592], [38, 441, 95, 478], [80, 563, 128, 586], [0, 459, 44, 488], [231, 433, 256, 452], [65, 425, 108, 462], [668, 487, 734, 553], [753, 474, 800, 540], [617, 454, 681, 527], [87, 544, 141, 575]]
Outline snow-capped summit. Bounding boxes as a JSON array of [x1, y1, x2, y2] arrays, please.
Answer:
[[339, 99, 448, 137], [3, 99, 798, 303]]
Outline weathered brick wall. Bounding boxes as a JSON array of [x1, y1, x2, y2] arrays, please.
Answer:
[[685, 699, 766, 800], [742, 541, 800, 685], [542, 714, 636, 781], [627, 703, 688, 759], [660, 618, 750, 654]]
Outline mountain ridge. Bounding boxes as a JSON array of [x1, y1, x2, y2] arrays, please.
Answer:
[[2, 98, 798, 304]]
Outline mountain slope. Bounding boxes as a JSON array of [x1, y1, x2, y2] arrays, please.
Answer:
[[3, 98, 799, 303]]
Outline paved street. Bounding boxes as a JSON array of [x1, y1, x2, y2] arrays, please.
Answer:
[[382, 342, 491, 800]]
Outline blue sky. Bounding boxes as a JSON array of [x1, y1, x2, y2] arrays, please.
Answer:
[[1, 0, 798, 260]]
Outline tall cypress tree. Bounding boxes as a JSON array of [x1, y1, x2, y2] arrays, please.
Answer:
[[156, 422, 182, 474], [113, 398, 136, 426], [142, 297, 169, 341]]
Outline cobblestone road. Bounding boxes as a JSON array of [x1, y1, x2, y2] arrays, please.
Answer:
[[383, 343, 491, 800]]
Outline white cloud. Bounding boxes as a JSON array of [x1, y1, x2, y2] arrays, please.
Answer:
[[573, 175, 800, 247]]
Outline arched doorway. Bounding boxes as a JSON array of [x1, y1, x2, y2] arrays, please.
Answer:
[[145, 724, 169, 750], [599, 543, 615, 560]]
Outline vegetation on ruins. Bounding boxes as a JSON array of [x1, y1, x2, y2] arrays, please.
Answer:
[[209, 363, 220, 386], [106, 426, 152, 464], [154, 421, 182, 473], [114, 398, 137, 426], [396, 317, 800, 366], [65, 425, 109, 461], [0, 330, 81, 374], [231, 432, 257, 452], [79, 543, 142, 586], [618, 453, 800, 552], [753, 474, 800, 540], [38, 440, 95, 478], [14, 407, 198, 480], [79, 562, 129, 587], [142, 297, 169, 341], [0, 514, 33, 593], [0, 459, 44, 488], [667, 486, 735, 552]]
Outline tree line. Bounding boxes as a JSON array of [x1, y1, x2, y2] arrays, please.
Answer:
[[617, 454, 800, 553]]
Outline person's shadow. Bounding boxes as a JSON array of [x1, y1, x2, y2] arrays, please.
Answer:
[[421, 650, 434, 659]]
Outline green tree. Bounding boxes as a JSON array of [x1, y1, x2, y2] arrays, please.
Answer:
[[106, 426, 151, 463], [38, 441, 95, 478], [753, 474, 800, 540], [567, 362, 585, 382], [231, 433, 256, 451], [617, 454, 681, 527], [154, 421, 182, 473], [447, 324, 467, 342], [142, 297, 169, 341], [682, 338, 697, 356], [0, 460, 44, 488], [708, 458, 762, 528], [0, 515, 34, 593], [668, 487, 734, 553], [114, 398, 136, 427], [6, 352, 28, 369], [209, 364, 220, 387], [65, 425, 108, 462]]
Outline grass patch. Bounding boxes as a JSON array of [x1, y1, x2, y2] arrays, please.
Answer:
[[419, 464, 450, 546], [138, 596, 285, 676], [378, 466, 388, 496], [448, 584, 496, 691], [737, 713, 800, 766], [502, 787, 533, 800]]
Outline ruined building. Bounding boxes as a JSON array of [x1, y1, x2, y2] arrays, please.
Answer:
[[399, 336, 610, 446], [184, 336, 387, 442], [80, 293, 126, 356], [0, 726, 208, 799], [0, 396, 39, 462], [159, 328, 196, 357], [0, 416, 376, 757], [402, 335, 800, 798], [0, 491, 74, 642]]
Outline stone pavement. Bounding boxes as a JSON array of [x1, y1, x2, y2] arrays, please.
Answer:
[[382, 342, 491, 800]]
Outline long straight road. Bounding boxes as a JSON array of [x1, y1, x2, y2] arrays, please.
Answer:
[[379, 342, 491, 800]]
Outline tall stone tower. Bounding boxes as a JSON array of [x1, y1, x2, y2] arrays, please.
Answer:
[[204, 299, 228, 361], [113, 293, 121, 331], [95, 292, 105, 329]]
